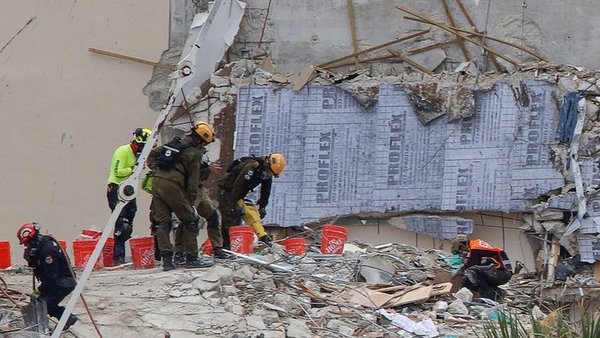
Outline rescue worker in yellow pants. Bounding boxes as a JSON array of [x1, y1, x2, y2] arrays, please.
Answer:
[[217, 153, 286, 248]]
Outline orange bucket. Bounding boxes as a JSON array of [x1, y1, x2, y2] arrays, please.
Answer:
[[129, 237, 155, 269], [202, 239, 214, 256], [320, 224, 347, 254], [103, 237, 114, 267], [73, 240, 104, 270], [280, 238, 306, 255], [81, 229, 102, 239], [229, 226, 254, 254], [0, 241, 11, 269]]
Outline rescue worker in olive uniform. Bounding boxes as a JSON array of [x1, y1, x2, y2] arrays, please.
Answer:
[[172, 161, 235, 263], [17, 223, 78, 330], [147, 121, 215, 271], [107, 128, 151, 265], [217, 153, 286, 249], [451, 235, 513, 301]]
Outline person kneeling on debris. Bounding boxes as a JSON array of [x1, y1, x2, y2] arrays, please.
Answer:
[[17, 223, 78, 329], [451, 235, 513, 301], [217, 153, 286, 248]]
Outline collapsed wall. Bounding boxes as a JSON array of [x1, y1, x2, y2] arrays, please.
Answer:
[[144, 1, 600, 281]]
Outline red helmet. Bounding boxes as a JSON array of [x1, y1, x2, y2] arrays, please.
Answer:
[[17, 223, 40, 245]]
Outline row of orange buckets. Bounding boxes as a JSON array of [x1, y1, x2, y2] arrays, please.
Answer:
[[1, 224, 348, 269], [72, 236, 155, 270], [224, 224, 348, 255]]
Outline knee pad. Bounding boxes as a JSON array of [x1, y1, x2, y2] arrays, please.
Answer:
[[206, 210, 221, 229], [115, 217, 133, 239], [158, 223, 172, 232], [184, 222, 200, 235]]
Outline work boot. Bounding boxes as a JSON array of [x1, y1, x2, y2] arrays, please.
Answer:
[[258, 234, 273, 247], [185, 255, 214, 269], [213, 247, 235, 260], [162, 253, 176, 271], [173, 252, 186, 266], [64, 314, 78, 330], [114, 257, 125, 266]]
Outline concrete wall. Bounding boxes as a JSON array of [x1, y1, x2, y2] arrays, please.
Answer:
[[0, 1, 168, 262], [234, 0, 600, 73]]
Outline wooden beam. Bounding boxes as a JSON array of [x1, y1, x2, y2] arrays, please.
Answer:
[[402, 15, 546, 61], [323, 53, 396, 69], [441, 0, 471, 60], [88, 48, 176, 71], [454, 0, 501, 71], [317, 29, 430, 68], [346, 0, 362, 67], [387, 49, 433, 75]]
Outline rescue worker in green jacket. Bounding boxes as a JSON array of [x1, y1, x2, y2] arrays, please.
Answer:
[[217, 153, 286, 249], [106, 128, 151, 265], [147, 121, 215, 271], [172, 160, 235, 263]]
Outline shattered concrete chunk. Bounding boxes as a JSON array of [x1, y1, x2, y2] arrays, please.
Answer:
[[433, 301, 449, 313], [447, 300, 469, 316], [286, 318, 312, 338], [211, 75, 231, 87], [454, 288, 473, 302], [535, 210, 564, 221]]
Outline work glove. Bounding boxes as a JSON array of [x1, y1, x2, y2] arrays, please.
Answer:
[[233, 206, 245, 218], [258, 208, 267, 219], [258, 234, 273, 247], [30, 289, 40, 302], [451, 268, 463, 278]]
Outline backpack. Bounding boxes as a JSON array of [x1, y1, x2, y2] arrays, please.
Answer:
[[156, 137, 192, 170], [221, 155, 263, 190]]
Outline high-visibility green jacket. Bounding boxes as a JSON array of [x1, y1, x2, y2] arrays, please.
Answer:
[[107, 144, 136, 185]]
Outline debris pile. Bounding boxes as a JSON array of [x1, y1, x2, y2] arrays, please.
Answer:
[[0, 241, 549, 337]]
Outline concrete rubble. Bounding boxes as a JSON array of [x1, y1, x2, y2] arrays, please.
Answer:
[[4, 238, 598, 337]]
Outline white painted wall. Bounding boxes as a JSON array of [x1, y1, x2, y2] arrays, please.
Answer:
[[0, 1, 168, 262]]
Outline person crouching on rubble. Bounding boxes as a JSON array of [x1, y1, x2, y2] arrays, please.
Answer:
[[17, 223, 78, 329], [451, 235, 513, 301]]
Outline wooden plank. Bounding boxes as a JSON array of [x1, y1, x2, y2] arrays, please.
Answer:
[[453, 0, 501, 70], [384, 285, 433, 307], [323, 53, 396, 69], [88, 47, 176, 71], [441, 0, 470, 61], [594, 261, 600, 282], [430, 282, 453, 296], [401, 15, 546, 62], [346, 0, 362, 67], [317, 29, 430, 68], [546, 237, 560, 282], [372, 284, 407, 293], [397, 8, 519, 66], [387, 49, 433, 75]]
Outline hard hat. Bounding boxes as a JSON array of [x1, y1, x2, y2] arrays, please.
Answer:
[[133, 128, 152, 144], [267, 153, 286, 176], [192, 121, 215, 143], [17, 223, 40, 245]]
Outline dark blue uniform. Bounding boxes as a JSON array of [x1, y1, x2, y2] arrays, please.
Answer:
[[25, 236, 76, 320]]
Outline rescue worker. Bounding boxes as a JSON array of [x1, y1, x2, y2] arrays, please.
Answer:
[[147, 121, 216, 271], [107, 128, 151, 265], [17, 223, 78, 330], [172, 160, 235, 264], [451, 235, 513, 301], [217, 153, 286, 249]]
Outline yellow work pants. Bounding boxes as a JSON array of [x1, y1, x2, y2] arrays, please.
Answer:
[[237, 200, 268, 238]]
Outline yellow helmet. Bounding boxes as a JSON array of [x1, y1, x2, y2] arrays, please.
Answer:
[[192, 121, 215, 143], [133, 128, 152, 144], [267, 153, 286, 176]]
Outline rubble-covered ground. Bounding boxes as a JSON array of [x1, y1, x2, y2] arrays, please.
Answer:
[[4, 241, 595, 338]]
